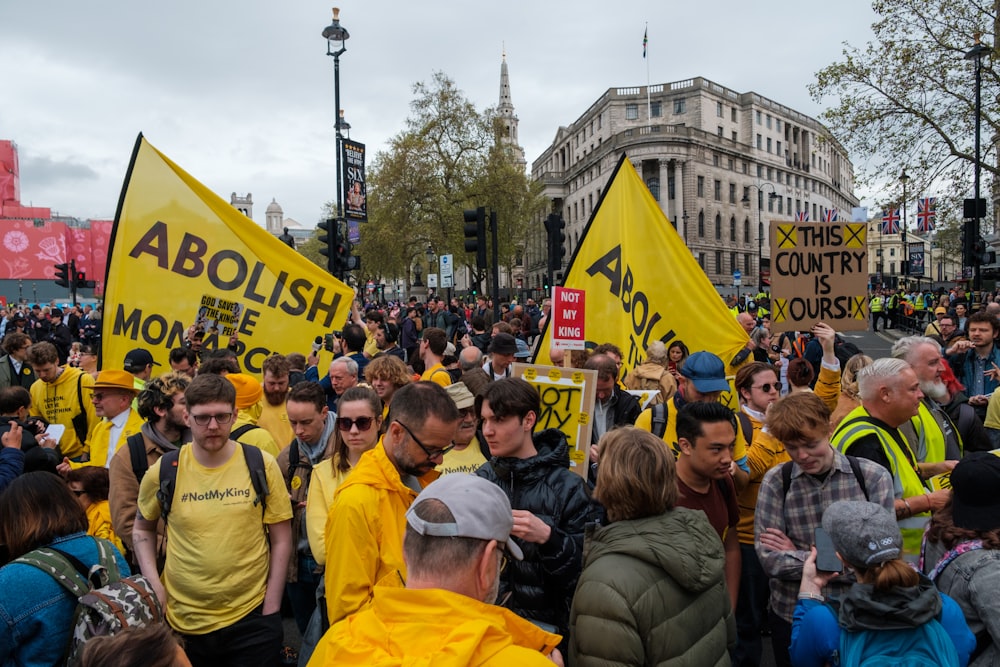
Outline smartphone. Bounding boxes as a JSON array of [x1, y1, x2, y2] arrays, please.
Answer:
[[814, 527, 843, 573], [323, 333, 335, 353]]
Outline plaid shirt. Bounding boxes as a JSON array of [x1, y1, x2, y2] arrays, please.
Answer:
[[754, 450, 894, 622]]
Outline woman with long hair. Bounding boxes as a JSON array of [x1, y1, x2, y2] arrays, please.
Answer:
[[0, 471, 130, 665], [790, 500, 974, 666], [569, 427, 732, 665], [922, 452, 1000, 666], [304, 386, 383, 566], [666, 340, 689, 380]]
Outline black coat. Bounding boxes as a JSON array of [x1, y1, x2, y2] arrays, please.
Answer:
[[476, 429, 599, 635]]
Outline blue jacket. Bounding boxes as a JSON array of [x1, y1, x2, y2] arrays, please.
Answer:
[[949, 345, 1000, 400], [0, 532, 130, 667], [790, 590, 974, 667], [0, 448, 23, 494]]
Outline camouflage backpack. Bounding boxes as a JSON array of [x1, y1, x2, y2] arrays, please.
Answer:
[[14, 536, 163, 665]]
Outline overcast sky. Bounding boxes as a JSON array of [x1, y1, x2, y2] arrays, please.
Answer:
[[1, 1, 877, 227]]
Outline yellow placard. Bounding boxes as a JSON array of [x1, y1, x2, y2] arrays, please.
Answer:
[[102, 136, 354, 375]]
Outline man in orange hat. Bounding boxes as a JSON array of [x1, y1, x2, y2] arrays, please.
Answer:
[[64, 369, 143, 470]]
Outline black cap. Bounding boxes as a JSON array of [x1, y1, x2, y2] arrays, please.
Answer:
[[951, 452, 1000, 531]]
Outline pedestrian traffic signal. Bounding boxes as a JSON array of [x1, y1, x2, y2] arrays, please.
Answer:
[[544, 214, 566, 274], [54, 262, 71, 288], [463, 207, 487, 271], [317, 218, 337, 275]]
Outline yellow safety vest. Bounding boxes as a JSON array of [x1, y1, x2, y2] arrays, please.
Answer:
[[900, 400, 962, 464], [870, 297, 883, 313], [831, 406, 928, 560]]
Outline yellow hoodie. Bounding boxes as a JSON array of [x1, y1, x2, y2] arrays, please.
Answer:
[[29, 366, 97, 460]]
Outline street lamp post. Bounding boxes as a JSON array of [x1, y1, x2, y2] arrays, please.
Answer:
[[322, 8, 350, 219], [900, 169, 910, 290], [965, 35, 989, 295], [426, 244, 436, 296], [742, 182, 778, 293]]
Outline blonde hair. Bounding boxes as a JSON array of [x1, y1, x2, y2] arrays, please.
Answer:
[[840, 353, 873, 399]]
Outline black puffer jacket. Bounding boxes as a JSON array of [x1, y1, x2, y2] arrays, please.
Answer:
[[476, 428, 598, 636]]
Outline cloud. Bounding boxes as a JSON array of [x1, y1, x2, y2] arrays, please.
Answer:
[[18, 155, 99, 186]]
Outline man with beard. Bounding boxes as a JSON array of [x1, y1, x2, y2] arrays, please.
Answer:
[[891, 337, 964, 474], [323, 382, 459, 626], [258, 354, 294, 446], [108, 371, 191, 559], [373, 321, 406, 361], [438, 382, 488, 475]]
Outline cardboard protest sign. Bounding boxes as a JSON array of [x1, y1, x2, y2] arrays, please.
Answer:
[[769, 221, 869, 332], [512, 363, 597, 478]]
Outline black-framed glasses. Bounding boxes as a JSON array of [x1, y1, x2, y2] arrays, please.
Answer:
[[395, 420, 456, 459], [190, 412, 235, 426], [337, 416, 375, 432], [751, 382, 781, 393]]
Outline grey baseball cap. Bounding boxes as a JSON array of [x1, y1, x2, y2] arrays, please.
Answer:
[[406, 473, 523, 560], [822, 500, 902, 568]]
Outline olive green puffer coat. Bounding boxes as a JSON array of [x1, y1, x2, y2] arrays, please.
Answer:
[[569, 507, 735, 666]]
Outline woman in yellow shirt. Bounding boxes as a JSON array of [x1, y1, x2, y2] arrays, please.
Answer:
[[66, 466, 124, 554], [305, 386, 383, 565]]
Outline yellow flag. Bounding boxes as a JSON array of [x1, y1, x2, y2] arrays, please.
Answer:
[[534, 156, 749, 406], [102, 135, 354, 375]]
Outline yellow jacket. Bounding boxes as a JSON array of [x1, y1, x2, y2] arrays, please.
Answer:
[[29, 366, 98, 460], [736, 410, 790, 545], [72, 407, 144, 469], [323, 443, 438, 625], [309, 586, 560, 666], [85, 500, 124, 554]]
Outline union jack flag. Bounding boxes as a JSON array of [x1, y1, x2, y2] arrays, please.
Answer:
[[822, 209, 839, 222], [881, 208, 900, 234], [916, 197, 936, 233], [795, 211, 809, 222]]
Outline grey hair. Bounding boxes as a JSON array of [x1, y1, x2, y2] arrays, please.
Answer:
[[645, 340, 668, 366], [330, 356, 358, 377], [857, 358, 912, 401], [890, 336, 940, 362], [458, 346, 483, 370]]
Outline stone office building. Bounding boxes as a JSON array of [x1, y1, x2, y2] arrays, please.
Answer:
[[528, 77, 859, 293]]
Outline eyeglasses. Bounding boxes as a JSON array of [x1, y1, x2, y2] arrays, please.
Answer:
[[395, 420, 456, 459], [337, 416, 375, 432], [751, 382, 781, 393], [190, 412, 234, 426]]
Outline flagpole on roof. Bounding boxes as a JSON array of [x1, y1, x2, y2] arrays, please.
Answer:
[[644, 24, 651, 123]]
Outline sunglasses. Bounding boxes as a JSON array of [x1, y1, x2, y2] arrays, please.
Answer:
[[337, 416, 375, 432], [751, 382, 782, 393], [190, 412, 234, 426], [395, 420, 456, 459]]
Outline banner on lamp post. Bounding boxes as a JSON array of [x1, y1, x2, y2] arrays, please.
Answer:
[[342, 139, 367, 222]]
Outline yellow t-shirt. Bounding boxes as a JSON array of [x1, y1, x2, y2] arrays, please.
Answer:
[[438, 439, 487, 475], [257, 401, 294, 449], [420, 363, 452, 387], [137, 445, 293, 634], [305, 459, 353, 566], [363, 329, 379, 358]]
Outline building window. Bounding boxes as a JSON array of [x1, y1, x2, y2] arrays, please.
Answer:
[[729, 183, 736, 204], [743, 162, 749, 174], [718, 126, 724, 137], [651, 101, 662, 117], [778, 197, 784, 214], [767, 138, 772, 153], [756, 134, 763, 149], [667, 176, 676, 200], [625, 103, 638, 120], [714, 180, 722, 201], [698, 252, 706, 270], [776, 140, 782, 156], [768, 194, 775, 212], [697, 176, 705, 197], [716, 250, 722, 274], [730, 252, 738, 272], [728, 159, 735, 171], [756, 110, 762, 124], [698, 211, 705, 237], [730, 216, 736, 241], [646, 177, 660, 201], [744, 253, 751, 274], [744, 218, 751, 243], [890, 248, 896, 257], [717, 101, 723, 117], [713, 154, 721, 167], [715, 214, 722, 240], [731, 108, 737, 122], [732, 130, 738, 142], [757, 165, 764, 178], [674, 98, 686, 114], [776, 119, 782, 131], [766, 114, 772, 129]]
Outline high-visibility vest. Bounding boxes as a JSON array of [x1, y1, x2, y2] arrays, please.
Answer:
[[870, 297, 883, 313], [902, 400, 962, 464], [831, 406, 928, 560]]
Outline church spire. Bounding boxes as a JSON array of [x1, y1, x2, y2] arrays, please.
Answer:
[[498, 50, 524, 165]]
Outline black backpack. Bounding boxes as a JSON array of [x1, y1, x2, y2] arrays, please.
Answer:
[[833, 335, 863, 369], [155, 443, 269, 522]]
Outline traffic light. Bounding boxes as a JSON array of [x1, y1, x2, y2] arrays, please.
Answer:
[[54, 262, 71, 288], [74, 270, 97, 289], [544, 214, 566, 274], [317, 218, 337, 275], [463, 207, 487, 271]]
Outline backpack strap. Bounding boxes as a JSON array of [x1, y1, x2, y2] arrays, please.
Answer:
[[651, 402, 668, 439], [286, 440, 300, 489], [241, 443, 269, 514], [845, 454, 869, 501], [156, 448, 182, 523], [230, 424, 261, 441], [737, 412, 753, 448], [127, 432, 149, 484], [781, 460, 794, 497], [14, 547, 90, 598]]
